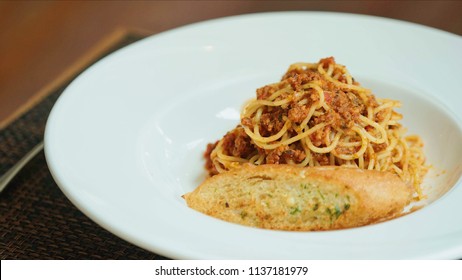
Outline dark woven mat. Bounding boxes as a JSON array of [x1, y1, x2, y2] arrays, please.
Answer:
[[0, 33, 168, 259]]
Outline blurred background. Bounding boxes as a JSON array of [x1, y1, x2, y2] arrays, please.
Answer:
[[1, 0, 461, 125]]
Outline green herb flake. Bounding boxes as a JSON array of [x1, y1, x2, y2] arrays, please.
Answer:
[[334, 205, 343, 219], [312, 203, 319, 211], [290, 207, 301, 215], [317, 189, 325, 200]]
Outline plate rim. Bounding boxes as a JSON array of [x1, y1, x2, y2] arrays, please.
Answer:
[[44, 11, 462, 259]]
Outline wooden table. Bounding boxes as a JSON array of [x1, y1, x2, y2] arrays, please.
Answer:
[[1, 1, 461, 127]]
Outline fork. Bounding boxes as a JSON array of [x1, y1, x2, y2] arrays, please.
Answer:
[[0, 141, 44, 193]]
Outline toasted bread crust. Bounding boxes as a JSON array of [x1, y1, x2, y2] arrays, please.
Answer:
[[184, 165, 412, 231]]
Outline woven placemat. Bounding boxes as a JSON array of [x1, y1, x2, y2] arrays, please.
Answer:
[[0, 32, 168, 259]]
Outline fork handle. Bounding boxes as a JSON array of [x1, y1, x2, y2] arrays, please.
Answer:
[[0, 141, 44, 193]]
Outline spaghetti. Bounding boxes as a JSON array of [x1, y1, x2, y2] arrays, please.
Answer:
[[204, 57, 428, 199]]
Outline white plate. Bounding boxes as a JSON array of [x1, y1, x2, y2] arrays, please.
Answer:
[[45, 12, 462, 259]]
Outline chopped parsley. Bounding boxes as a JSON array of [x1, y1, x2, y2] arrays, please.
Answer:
[[334, 205, 342, 219], [312, 203, 319, 211], [317, 188, 325, 200], [290, 207, 301, 215], [344, 203, 350, 210]]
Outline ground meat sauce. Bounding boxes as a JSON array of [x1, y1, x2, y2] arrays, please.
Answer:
[[221, 127, 253, 158], [205, 57, 383, 176], [204, 141, 218, 175], [259, 108, 286, 136], [288, 104, 309, 124]]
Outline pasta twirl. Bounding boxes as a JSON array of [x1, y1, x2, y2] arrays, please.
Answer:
[[204, 57, 428, 199]]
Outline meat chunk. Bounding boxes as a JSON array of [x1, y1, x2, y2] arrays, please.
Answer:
[[221, 126, 253, 158], [288, 104, 309, 124]]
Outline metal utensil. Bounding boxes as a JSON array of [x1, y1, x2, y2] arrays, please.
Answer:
[[0, 141, 44, 193]]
